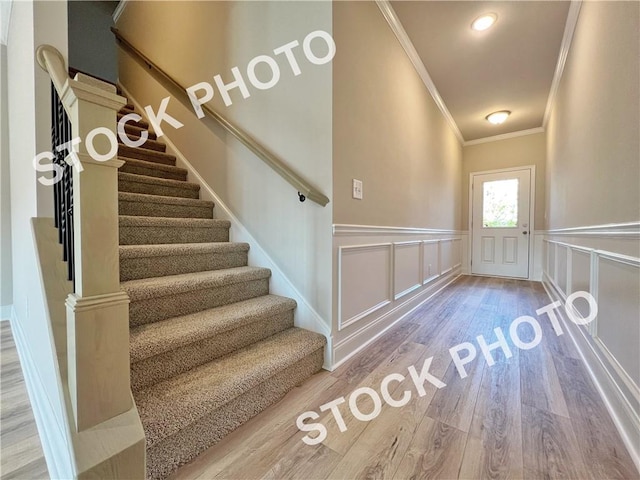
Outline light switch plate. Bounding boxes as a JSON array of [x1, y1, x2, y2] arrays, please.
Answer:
[[352, 179, 363, 200]]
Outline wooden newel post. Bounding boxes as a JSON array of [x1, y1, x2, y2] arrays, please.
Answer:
[[60, 73, 130, 432]]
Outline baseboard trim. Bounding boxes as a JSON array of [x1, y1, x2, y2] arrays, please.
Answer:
[[542, 275, 640, 472], [331, 269, 462, 371], [119, 84, 333, 369], [9, 310, 75, 479]]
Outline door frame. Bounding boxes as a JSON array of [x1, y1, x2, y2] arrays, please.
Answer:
[[468, 165, 536, 280]]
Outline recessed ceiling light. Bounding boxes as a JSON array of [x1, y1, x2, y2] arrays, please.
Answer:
[[486, 110, 511, 125], [472, 13, 497, 31]]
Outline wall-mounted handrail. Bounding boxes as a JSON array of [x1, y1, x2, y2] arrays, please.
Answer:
[[111, 27, 330, 207]]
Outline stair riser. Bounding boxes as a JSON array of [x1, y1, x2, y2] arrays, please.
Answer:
[[131, 311, 294, 391], [118, 113, 149, 129], [145, 348, 324, 480], [120, 250, 246, 281], [119, 201, 212, 222], [118, 179, 200, 199], [120, 225, 228, 245], [119, 146, 176, 166], [120, 162, 187, 181], [123, 123, 157, 140], [129, 278, 269, 327], [119, 137, 166, 152]]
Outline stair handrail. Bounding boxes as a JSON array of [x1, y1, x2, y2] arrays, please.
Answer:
[[111, 27, 330, 207]]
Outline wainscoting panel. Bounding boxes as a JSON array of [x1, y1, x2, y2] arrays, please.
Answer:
[[596, 254, 640, 388], [333, 224, 463, 369], [440, 239, 453, 274], [423, 240, 440, 284], [338, 243, 392, 331], [393, 242, 422, 300], [571, 248, 591, 297], [542, 224, 640, 469], [557, 243, 568, 295]]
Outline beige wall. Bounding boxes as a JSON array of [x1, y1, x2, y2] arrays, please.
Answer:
[[546, 1, 639, 230], [117, 2, 334, 323], [332, 1, 462, 230], [462, 132, 546, 230], [1, 44, 12, 310], [542, 2, 639, 454]]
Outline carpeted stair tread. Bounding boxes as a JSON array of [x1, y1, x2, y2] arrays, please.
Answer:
[[118, 112, 149, 128], [119, 215, 227, 228], [120, 242, 246, 280], [118, 192, 213, 209], [120, 157, 187, 181], [119, 134, 166, 152], [119, 192, 213, 220], [119, 144, 177, 166], [120, 241, 246, 259], [123, 122, 158, 141], [118, 172, 200, 199], [121, 266, 271, 302], [134, 327, 326, 448], [129, 294, 296, 363]]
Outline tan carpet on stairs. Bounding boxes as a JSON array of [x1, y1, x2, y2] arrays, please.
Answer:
[[116, 100, 326, 480]]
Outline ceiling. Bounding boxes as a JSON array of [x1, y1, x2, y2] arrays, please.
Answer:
[[390, 1, 571, 142]]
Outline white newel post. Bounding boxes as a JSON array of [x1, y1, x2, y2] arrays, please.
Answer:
[[59, 73, 130, 432]]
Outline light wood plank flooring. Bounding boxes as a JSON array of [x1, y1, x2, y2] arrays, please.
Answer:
[[0, 321, 48, 480], [172, 276, 639, 480]]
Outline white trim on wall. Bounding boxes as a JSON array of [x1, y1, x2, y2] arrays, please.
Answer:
[[333, 270, 460, 371], [542, 236, 640, 471], [112, 0, 128, 24], [333, 223, 461, 236], [333, 226, 463, 368], [543, 1, 582, 128], [337, 243, 393, 331], [543, 221, 640, 238], [375, 0, 464, 143]]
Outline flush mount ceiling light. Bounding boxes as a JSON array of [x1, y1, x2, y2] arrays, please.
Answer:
[[471, 13, 497, 31], [486, 110, 511, 125]]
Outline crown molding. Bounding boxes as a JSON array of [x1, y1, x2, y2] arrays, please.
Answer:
[[376, 0, 464, 144], [112, 0, 128, 24], [543, 1, 582, 128], [463, 127, 545, 147]]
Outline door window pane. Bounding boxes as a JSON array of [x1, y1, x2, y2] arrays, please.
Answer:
[[483, 179, 518, 228]]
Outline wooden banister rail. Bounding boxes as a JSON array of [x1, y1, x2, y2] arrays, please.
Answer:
[[111, 27, 330, 207]]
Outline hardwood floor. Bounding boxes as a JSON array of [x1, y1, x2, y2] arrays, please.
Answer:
[[0, 321, 48, 480], [171, 275, 639, 480]]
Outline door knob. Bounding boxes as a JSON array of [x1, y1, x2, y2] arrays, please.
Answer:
[[522, 231, 528, 235]]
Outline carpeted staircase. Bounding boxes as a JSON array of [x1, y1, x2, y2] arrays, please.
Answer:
[[116, 101, 326, 479]]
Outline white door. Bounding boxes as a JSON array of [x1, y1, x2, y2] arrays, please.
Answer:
[[471, 168, 531, 278]]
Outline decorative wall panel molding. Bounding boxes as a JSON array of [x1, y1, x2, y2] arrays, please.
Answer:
[[542, 235, 640, 470], [337, 243, 392, 331]]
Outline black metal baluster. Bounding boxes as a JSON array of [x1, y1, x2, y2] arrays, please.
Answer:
[[51, 82, 74, 288]]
